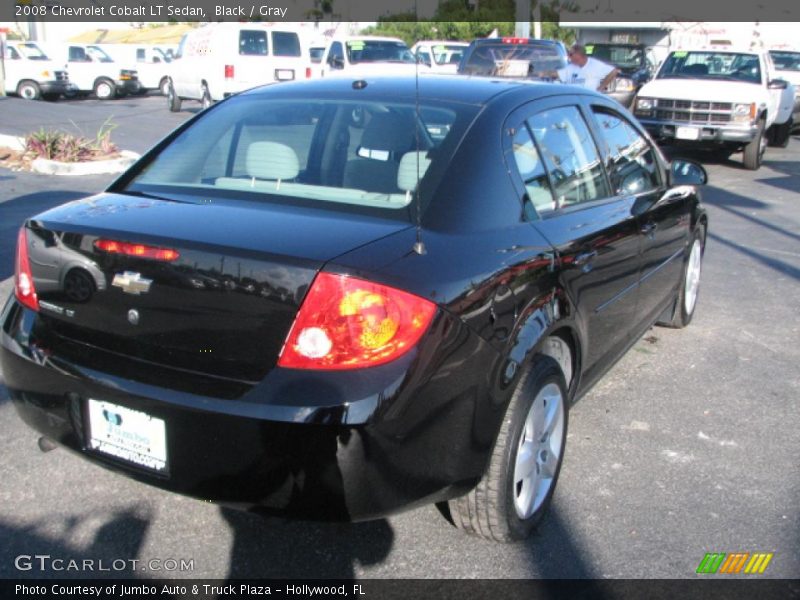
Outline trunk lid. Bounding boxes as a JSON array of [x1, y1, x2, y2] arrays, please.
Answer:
[[25, 192, 408, 385]]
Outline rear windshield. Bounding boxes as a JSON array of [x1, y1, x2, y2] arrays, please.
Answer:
[[585, 44, 644, 70], [346, 40, 415, 64], [770, 51, 800, 71], [124, 95, 476, 220], [460, 41, 567, 78]]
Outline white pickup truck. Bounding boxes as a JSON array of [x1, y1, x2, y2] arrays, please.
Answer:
[[633, 47, 795, 170]]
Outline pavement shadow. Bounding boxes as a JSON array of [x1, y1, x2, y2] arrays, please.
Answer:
[[0, 190, 89, 280], [221, 508, 394, 579], [703, 185, 800, 243], [707, 231, 800, 281], [0, 507, 154, 579]]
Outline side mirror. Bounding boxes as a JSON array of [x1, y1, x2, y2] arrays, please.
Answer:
[[768, 79, 788, 90], [670, 159, 707, 186], [329, 56, 344, 70]]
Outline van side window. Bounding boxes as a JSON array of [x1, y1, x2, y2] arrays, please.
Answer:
[[6, 46, 20, 60], [240, 30, 268, 56], [591, 107, 661, 196], [527, 106, 610, 209], [69, 46, 88, 62], [272, 32, 301, 57]]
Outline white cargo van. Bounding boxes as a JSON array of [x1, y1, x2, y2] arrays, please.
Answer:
[[411, 40, 469, 74], [3, 41, 73, 100], [166, 23, 312, 112], [100, 44, 173, 95], [320, 36, 430, 78], [47, 43, 142, 99]]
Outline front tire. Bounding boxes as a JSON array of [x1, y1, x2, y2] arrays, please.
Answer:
[[17, 80, 41, 101], [159, 77, 170, 96], [658, 227, 705, 329], [448, 356, 568, 542], [742, 119, 765, 170], [94, 78, 115, 100]]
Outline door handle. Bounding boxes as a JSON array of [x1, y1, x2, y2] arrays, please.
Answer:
[[641, 221, 658, 236]]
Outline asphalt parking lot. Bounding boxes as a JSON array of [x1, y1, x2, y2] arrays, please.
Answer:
[[0, 94, 798, 580]]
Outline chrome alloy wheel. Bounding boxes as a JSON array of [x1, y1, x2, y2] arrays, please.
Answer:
[[513, 382, 565, 519], [684, 239, 702, 315]]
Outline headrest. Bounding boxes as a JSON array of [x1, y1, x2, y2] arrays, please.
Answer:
[[397, 151, 432, 192], [360, 112, 416, 153], [246, 142, 299, 181]]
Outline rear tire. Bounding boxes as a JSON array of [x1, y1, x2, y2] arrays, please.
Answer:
[[94, 78, 115, 100], [742, 119, 765, 170], [167, 82, 182, 112], [448, 356, 568, 542], [658, 226, 705, 329], [17, 80, 41, 101], [159, 77, 170, 96]]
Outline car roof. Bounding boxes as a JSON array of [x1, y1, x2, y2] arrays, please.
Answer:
[[468, 38, 562, 46], [243, 74, 593, 106]]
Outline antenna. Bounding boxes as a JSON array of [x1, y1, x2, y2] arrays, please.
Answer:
[[412, 0, 426, 256]]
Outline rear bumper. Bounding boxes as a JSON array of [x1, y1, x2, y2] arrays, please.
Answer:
[[1, 296, 499, 520], [117, 79, 142, 94]]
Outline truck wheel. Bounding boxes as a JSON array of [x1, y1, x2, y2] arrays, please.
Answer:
[[94, 78, 115, 100], [159, 77, 170, 96], [167, 82, 182, 113], [742, 119, 766, 170], [17, 80, 41, 101], [767, 119, 792, 149]]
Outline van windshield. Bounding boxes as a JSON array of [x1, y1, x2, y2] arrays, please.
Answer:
[[18, 43, 50, 61], [87, 45, 114, 63], [124, 95, 477, 220]]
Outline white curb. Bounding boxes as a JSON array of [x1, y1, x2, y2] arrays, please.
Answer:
[[31, 150, 140, 176], [1, 133, 140, 176]]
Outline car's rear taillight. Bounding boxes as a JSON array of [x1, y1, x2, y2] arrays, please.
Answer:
[[305, 67, 312, 79], [278, 272, 436, 370], [224, 64, 234, 79], [15, 227, 39, 312]]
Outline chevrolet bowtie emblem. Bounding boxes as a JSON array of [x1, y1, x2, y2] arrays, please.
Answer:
[[112, 271, 152, 295]]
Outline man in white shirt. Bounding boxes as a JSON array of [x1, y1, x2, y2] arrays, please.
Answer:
[[557, 44, 619, 91]]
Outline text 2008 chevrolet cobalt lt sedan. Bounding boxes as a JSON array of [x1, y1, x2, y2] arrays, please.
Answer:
[[2, 76, 707, 542]]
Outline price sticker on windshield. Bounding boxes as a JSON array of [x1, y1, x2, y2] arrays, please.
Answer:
[[585, 45, 594, 54]]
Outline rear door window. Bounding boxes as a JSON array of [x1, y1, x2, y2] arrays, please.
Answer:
[[272, 32, 301, 57], [527, 106, 610, 209], [240, 30, 268, 56]]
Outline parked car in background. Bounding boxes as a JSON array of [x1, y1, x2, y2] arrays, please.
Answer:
[[457, 37, 567, 80], [46, 43, 141, 100], [4, 75, 708, 543], [166, 23, 312, 112], [768, 49, 800, 130], [582, 42, 656, 107], [2, 41, 73, 100], [633, 47, 795, 169], [100, 44, 173, 95], [319, 36, 428, 78], [411, 40, 469, 74]]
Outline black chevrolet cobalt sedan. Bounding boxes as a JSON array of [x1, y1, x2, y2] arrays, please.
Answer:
[[2, 76, 707, 542]]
